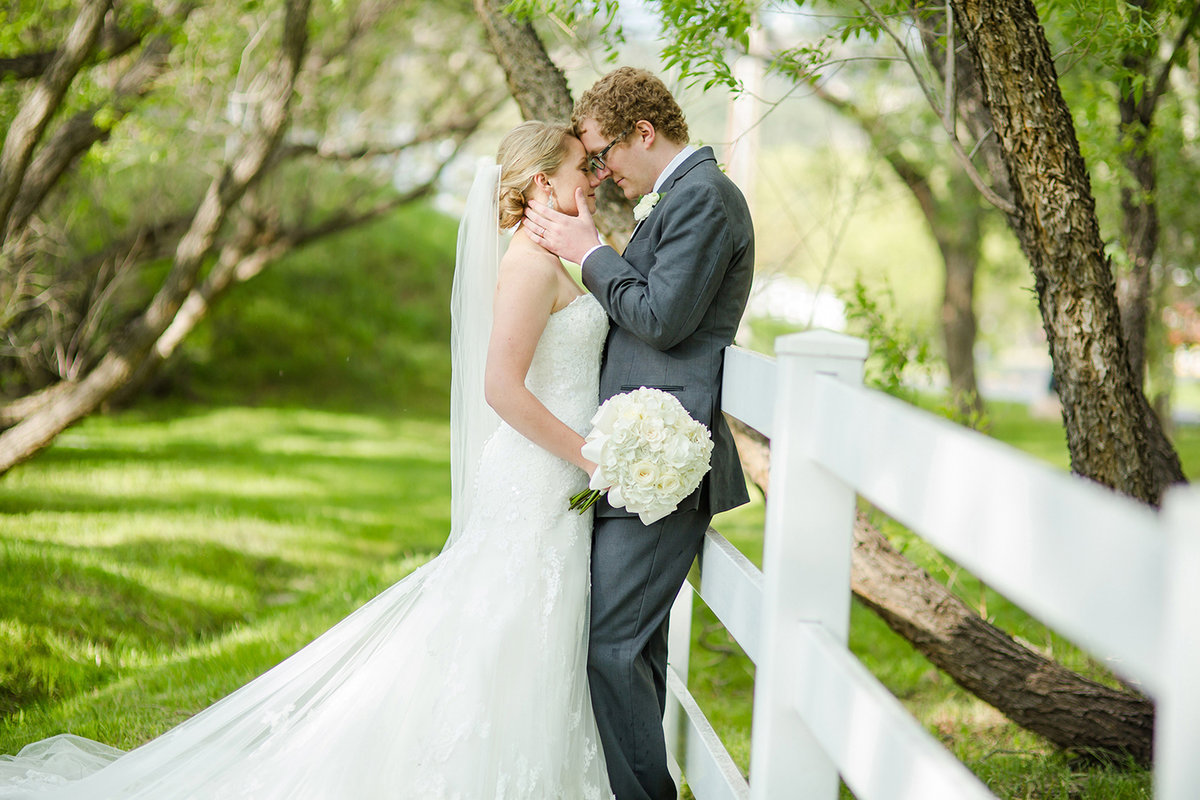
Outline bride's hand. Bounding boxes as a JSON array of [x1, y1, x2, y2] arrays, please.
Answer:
[[525, 189, 600, 265]]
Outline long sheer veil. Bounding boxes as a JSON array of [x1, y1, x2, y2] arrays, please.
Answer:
[[447, 162, 503, 550]]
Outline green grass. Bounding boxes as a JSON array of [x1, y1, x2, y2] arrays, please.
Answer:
[[0, 406, 449, 752]]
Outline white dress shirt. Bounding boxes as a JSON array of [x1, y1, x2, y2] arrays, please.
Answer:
[[581, 145, 698, 266]]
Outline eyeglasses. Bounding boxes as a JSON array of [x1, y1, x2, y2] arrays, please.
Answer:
[[587, 127, 631, 174]]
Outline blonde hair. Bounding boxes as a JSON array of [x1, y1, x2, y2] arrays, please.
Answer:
[[496, 121, 574, 230]]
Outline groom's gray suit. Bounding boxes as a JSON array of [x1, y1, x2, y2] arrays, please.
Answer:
[[581, 146, 754, 800]]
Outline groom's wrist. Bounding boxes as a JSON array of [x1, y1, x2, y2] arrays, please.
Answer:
[[580, 243, 607, 266]]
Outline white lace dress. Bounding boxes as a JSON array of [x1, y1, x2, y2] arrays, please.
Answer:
[[0, 293, 613, 800]]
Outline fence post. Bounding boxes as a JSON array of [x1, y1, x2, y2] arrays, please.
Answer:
[[1155, 484, 1200, 800], [748, 330, 867, 800]]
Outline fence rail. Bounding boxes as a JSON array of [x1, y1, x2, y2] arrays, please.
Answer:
[[662, 329, 1200, 800]]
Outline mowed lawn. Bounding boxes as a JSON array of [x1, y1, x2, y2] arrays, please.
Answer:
[[0, 407, 451, 752], [2, 400, 1196, 799]]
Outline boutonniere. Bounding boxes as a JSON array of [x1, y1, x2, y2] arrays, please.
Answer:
[[632, 192, 662, 222]]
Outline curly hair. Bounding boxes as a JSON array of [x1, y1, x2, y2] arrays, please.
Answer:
[[572, 67, 689, 145], [495, 121, 574, 230]]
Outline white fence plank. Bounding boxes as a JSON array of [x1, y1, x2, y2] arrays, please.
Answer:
[[665, 667, 750, 800], [721, 346, 776, 437], [665, 584, 694, 793], [689, 528, 764, 663], [790, 624, 996, 800], [809, 375, 1166, 690]]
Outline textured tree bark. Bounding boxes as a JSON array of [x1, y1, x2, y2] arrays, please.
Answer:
[[473, 0, 573, 122], [948, 0, 1184, 504], [726, 419, 1154, 764], [0, 0, 313, 476]]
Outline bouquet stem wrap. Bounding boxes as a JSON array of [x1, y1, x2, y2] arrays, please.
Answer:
[[570, 387, 714, 525]]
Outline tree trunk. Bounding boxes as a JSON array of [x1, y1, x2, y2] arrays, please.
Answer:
[[0, 0, 312, 476], [938, 208, 983, 418], [473, 0, 573, 122], [1112, 0, 1200, 391], [948, 0, 1185, 505], [1116, 127, 1156, 390], [727, 419, 1154, 763], [472, 0, 633, 249], [1115, 0, 1160, 389], [814, 82, 985, 419]]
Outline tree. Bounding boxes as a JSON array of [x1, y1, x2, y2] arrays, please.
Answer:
[[0, 0, 507, 473], [943, 0, 1185, 503], [810, 68, 995, 419], [494, 0, 1165, 762]]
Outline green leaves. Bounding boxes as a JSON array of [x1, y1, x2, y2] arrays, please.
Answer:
[[655, 0, 752, 88]]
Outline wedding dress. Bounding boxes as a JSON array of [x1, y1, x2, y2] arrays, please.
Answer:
[[0, 291, 613, 799]]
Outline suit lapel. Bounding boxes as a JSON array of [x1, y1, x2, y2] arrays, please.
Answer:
[[619, 147, 719, 256]]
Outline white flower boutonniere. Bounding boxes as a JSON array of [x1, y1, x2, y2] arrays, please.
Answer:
[[632, 192, 662, 222]]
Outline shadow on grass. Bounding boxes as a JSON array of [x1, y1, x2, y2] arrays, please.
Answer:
[[0, 406, 452, 742]]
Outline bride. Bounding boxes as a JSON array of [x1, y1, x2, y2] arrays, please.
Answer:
[[0, 121, 613, 800]]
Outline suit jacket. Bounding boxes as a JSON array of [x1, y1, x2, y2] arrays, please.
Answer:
[[582, 146, 754, 518]]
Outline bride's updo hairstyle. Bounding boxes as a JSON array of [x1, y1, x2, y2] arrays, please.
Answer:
[[496, 120, 574, 231]]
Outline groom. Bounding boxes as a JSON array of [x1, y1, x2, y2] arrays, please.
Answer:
[[525, 67, 754, 800]]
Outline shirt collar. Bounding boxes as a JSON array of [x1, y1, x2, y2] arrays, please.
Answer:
[[653, 145, 697, 194]]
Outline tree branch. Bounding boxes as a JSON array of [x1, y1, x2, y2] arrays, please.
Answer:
[[6, 21, 186, 237], [0, 0, 111, 245], [0, 17, 141, 81], [857, 0, 1017, 214], [1142, 0, 1200, 120]]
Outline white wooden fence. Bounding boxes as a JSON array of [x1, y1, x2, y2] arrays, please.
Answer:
[[663, 329, 1200, 800]]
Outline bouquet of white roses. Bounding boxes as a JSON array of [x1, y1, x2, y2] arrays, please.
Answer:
[[569, 386, 714, 525]]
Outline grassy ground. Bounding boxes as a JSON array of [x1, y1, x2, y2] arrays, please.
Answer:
[[2, 402, 1195, 798], [0, 407, 450, 752]]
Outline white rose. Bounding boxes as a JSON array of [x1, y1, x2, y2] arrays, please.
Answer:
[[632, 192, 662, 221], [631, 460, 659, 486], [655, 471, 683, 497]]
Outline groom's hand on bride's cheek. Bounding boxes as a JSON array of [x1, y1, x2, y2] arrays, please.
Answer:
[[526, 194, 600, 266]]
